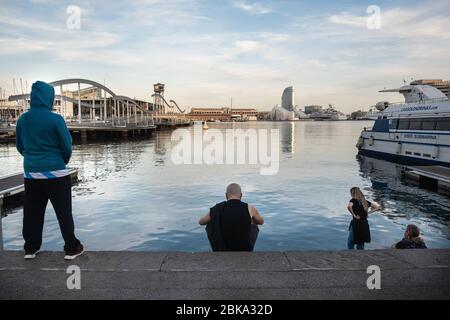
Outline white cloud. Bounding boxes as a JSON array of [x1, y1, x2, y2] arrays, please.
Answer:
[[329, 3, 450, 39], [233, 0, 272, 15], [328, 12, 366, 28], [0, 0, 449, 112], [0, 38, 50, 54], [221, 40, 262, 59]]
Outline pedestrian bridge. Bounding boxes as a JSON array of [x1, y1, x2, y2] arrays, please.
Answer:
[[7, 78, 190, 130]]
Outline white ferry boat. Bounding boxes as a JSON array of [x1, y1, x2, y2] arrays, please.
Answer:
[[356, 84, 450, 166]]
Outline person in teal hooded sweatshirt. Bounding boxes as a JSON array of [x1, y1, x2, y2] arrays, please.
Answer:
[[16, 81, 84, 260]]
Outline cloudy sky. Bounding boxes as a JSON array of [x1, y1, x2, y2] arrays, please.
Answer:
[[0, 0, 449, 112]]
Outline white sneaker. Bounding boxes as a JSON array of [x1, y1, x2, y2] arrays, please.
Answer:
[[64, 244, 84, 260], [24, 249, 41, 260]]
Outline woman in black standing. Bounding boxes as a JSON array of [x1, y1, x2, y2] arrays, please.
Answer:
[[347, 187, 381, 250]]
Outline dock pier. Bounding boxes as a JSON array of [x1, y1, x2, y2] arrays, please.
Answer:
[[402, 165, 450, 195], [67, 122, 156, 141], [1, 118, 191, 143], [0, 168, 78, 213]]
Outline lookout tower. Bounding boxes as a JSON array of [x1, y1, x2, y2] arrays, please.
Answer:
[[153, 83, 165, 113]]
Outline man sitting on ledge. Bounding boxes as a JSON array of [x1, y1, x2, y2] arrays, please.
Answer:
[[392, 224, 427, 249], [199, 183, 264, 252]]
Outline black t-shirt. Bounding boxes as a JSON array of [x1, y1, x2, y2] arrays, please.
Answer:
[[350, 198, 371, 219]]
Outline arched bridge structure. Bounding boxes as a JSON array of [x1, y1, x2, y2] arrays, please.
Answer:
[[8, 78, 155, 129], [151, 93, 186, 113]]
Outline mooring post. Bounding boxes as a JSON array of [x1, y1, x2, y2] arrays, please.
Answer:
[[104, 89, 107, 122], [60, 84, 65, 119], [78, 82, 81, 123], [0, 206, 3, 251], [92, 92, 95, 124], [81, 129, 88, 143]]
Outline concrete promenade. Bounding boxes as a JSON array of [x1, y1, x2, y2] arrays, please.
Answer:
[[0, 249, 449, 300]]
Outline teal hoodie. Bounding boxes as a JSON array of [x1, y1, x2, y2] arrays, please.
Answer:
[[16, 81, 72, 173]]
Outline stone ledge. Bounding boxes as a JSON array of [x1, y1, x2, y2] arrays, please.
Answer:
[[0, 249, 449, 300]]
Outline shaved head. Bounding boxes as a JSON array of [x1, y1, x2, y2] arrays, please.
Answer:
[[226, 183, 242, 199]]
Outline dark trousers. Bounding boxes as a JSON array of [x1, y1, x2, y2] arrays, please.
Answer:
[[347, 225, 364, 250], [23, 175, 80, 252], [249, 224, 259, 251]]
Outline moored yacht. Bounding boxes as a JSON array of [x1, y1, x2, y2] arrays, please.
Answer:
[[310, 104, 347, 121], [356, 84, 450, 166]]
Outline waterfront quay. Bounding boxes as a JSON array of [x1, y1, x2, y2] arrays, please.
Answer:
[[66, 122, 156, 141], [0, 249, 449, 299], [1, 117, 191, 143]]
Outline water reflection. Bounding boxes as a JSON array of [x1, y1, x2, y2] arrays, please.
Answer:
[[358, 155, 450, 240], [281, 122, 295, 154], [1, 122, 449, 251], [71, 138, 151, 196]]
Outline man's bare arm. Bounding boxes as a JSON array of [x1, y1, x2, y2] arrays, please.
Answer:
[[199, 210, 211, 225], [249, 205, 264, 225]]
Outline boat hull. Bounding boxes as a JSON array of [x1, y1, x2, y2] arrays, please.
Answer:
[[357, 130, 450, 167], [358, 148, 450, 167]]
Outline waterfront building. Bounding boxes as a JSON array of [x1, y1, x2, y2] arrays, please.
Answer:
[[4, 85, 156, 123], [269, 105, 295, 120], [0, 98, 21, 121], [281, 86, 295, 111], [269, 86, 296, 120], [410, 79, 450, 99], [187, 107, 258, 121], [231, 108, 259, 120], [53, 86, 155, 121]]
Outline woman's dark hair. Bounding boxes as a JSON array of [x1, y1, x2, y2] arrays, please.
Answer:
[[407, 224, 420, 238]]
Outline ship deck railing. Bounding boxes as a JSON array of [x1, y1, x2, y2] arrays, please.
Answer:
[[386, 97, 449, 107]]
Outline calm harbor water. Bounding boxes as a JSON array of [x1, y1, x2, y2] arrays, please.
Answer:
[[1, 121, 449, 251]]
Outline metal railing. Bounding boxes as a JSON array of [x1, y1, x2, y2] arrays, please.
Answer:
[[66, 114, 155, 128], [386, 97, 449, 107]]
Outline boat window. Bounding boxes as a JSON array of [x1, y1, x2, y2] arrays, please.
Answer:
[[390, 119, 399, 129], [436, 118, 450, 131], [398, 119, 410, 130], [409, 119, 422, 130], [422, 118, 436, 131]]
